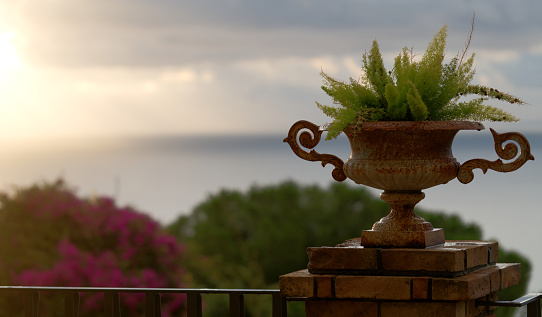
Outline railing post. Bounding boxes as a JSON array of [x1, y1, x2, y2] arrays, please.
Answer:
[[527, 296, 541, 317], [272, 293, 287, 317], [104, 292, 121, 317], [229, 293, 245, 317], [145, 292, 162, 317], [23, 291, 39, 317], [187, 292, 202, 317], [64, 291, 80, 317]]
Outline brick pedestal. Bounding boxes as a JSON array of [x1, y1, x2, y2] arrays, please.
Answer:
[[280, 240, 521, 317]]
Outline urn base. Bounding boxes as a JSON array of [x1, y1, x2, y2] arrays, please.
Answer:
[[360, 228, 445, 248]]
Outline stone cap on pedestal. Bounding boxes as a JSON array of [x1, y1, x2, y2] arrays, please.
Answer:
[[280, 239, 520, 317], [280, 263, 520, 301], [307, 239, 498, 278]]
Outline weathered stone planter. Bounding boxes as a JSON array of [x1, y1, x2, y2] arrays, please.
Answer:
[[284, 120, 534, 248], [282, 120, 534, 316]]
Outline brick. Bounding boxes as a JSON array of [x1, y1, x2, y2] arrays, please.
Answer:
[[335, 275, 411, 300], [484, 266, 501, 293], [432, 271, 491, 300], [381, 301, 465, 317], [465, 265, 501, 294], [305, 300, 378, 317], [316, 275, 334, 298], [279, 270, 315, 298], [412, 277, 429, 300], [307, 246, 378, 271], [446, 245, 488, 269], [446, 241, 498, 265], [467, 245, 489, 269], [487, 242, 498, 263], [381, 248, 465, 273], [497, 263, 521, 289]]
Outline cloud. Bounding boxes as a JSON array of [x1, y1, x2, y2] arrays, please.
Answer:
[[1, 0, 540, 138], [4, 0, 541, 68]]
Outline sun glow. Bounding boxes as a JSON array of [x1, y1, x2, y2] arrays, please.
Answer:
[[0, 32, 21, 73]]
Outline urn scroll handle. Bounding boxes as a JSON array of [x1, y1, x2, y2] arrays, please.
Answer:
[[283, 120, 347, 182], [457, 129, 535, 184]]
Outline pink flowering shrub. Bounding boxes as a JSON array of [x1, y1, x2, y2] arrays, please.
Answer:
[[0, 180, 186, 316]]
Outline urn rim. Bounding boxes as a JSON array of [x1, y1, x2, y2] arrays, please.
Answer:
[[320, 120, 485, 132]]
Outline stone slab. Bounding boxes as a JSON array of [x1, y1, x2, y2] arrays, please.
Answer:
[[381, 248, 465, 273], [280, 263, 520, 302], [307, 246, 378, 272], [431, 264, 520, 301], [308, 240, 498, 277]]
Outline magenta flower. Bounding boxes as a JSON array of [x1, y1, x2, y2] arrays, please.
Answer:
[[4, 180, 187, 316]]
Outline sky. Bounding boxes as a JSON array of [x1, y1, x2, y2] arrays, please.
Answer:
[[1, 0, 542, 292], [0, 0, 541, 140]]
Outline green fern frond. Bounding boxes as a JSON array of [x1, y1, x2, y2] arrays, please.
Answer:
[[456, 53, 476, 87], [362, 40, 392, 104], [414, 25, 447, 112], [324, 108, 357, 140], [406, 81, 428, 121], [438, 98, 519, 121], [464, 85, 525, 105], [385, 83, 406, 120], [316, 102, 341, 118], [315, 22, 524, 139]]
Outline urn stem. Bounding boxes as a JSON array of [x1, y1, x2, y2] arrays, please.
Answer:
[[373, 191, 434, 232]]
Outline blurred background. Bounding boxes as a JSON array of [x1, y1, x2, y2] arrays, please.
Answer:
[[0, 0, 541, 296]]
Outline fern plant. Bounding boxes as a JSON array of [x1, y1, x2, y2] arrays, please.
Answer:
[[317, 25, 524, 139]]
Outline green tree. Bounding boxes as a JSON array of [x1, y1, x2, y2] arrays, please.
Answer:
[[169, 181, 530, 317]]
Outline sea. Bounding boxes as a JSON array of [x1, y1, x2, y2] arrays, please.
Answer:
[[0, 130, 540, 292]]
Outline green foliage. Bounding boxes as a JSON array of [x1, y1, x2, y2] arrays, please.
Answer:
[[169, 181, 530, 317], [169, 181, 389, 284], [318, 25, 524, 139], [169, 181, 389, 316]]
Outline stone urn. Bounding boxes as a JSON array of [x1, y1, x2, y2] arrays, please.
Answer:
[[284, 120, 534, 248]]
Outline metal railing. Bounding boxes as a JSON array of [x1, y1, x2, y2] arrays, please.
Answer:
[[0, 286, 288, 317], [2, 285, 541, 317], [477, 293, 542, 317]]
